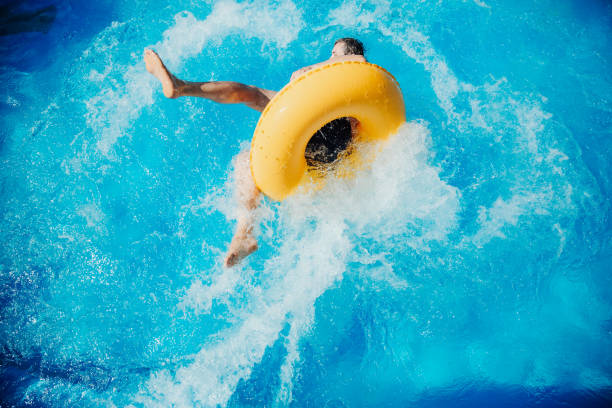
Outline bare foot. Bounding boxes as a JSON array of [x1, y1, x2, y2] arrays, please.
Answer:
[[144, 49, 180, 98], [224, 229, 258, 267]]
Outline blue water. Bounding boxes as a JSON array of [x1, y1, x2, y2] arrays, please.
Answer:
[[1, 0, 611, 406]]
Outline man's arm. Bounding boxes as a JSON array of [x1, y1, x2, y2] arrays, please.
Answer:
[[290, 54, 367, 81]]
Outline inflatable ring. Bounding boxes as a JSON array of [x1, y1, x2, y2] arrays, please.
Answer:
[[250, 61, 405, 201]]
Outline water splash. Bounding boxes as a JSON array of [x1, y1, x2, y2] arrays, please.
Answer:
[[84, 0, 304, 156], [2, 0, 610, 406], [137, 122, 459, 406]]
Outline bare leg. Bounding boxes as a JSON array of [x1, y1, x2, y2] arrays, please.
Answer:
[[144, 49, 276, 112], [225, 151, 261, 267], [144, 50, 266, 266], [177, 81, 277, 112]]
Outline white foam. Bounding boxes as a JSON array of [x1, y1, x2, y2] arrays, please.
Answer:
[[136, 121, 459, 406], [6, 95, 20, 107], [177, 267, 242, 315], [77, 202, 105, 228], [468, 193, 547, 247], [472, 0, 491, 9], [84, 0, 304, 156], [134, 0, 590, 404], [287, 122, 460, 248], [327, 0, 582, 249], [327, 0, 390, 28]]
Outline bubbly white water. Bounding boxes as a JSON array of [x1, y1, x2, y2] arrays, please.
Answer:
[[3, 0, 610, 406], [136, 121, 459, 407], [128, 1, 605, 406]]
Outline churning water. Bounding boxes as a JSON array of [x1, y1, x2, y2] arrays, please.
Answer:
[[1, 0, 611, 406]]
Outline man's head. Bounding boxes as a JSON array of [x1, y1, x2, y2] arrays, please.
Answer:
[[332, 37, 365, 57]]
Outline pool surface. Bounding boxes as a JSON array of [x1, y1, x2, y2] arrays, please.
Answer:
[[1, 0, 611, 406]]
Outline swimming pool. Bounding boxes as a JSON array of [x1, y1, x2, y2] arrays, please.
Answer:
[[1, 0, 611, 406]]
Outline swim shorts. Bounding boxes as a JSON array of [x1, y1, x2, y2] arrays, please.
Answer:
[[305, 117, 352, 167]]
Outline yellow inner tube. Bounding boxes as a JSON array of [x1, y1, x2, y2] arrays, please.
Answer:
[[250, 61, 406, 201]]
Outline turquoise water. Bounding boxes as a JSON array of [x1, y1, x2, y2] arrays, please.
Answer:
[[1, 0, 611, 406]]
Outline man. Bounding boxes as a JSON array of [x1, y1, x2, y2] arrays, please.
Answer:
[[144, 38, 366, 267]]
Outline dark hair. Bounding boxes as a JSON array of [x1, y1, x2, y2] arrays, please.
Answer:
[[335, 37, 364, 56]]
